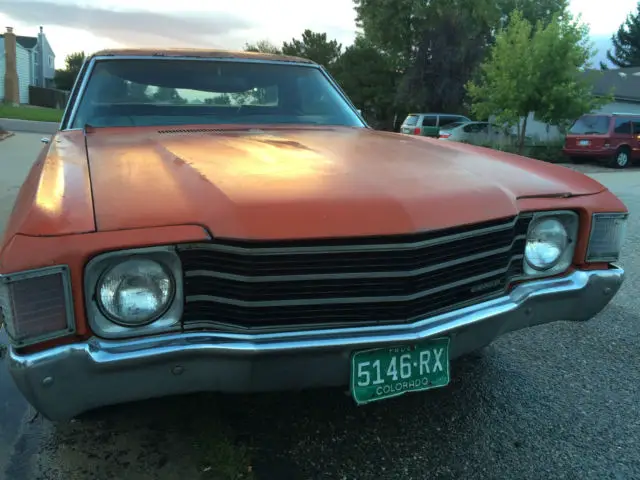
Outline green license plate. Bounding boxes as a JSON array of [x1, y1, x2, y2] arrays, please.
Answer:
[[350, 337, 450, 405]]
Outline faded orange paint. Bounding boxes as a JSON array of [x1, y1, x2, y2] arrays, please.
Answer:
[[81, 125, 615, 239], [88, 48, 314, 65], [0, 130, 95, 252], [0, 123, 628, 352]]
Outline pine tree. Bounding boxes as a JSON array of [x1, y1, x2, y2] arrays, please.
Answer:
[[607, 2, 640, 68]]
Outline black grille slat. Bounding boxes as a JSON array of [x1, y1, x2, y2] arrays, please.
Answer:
[[179, 227, 527, 276], [177, 215, 532, 330]]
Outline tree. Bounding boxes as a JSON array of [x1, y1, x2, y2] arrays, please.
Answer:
[[54, 51, 86, 91], [244, 40, 282, 54], [281, 30, 342, 69], [333, 36, 399, 129], [352, 0, 570, 113], [606, 2, 640, 68], [466, 10, 606, 154], [205, 95, 232, 105], [152, 87, 186, 104]]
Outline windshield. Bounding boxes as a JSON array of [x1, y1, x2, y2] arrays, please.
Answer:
[[70, 59, 365, 129], [569, 115, 610, 135], [440, 122, 465, 130]]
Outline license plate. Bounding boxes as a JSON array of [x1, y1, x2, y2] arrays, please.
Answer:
[[350, 337, 450, 405], [579, 140, 590, 146]]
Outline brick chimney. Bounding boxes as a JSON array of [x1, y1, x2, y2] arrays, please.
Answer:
[[3, 27, 19, 105]]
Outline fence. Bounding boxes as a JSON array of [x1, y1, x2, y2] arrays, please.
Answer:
[[28, 86, 70, 110]]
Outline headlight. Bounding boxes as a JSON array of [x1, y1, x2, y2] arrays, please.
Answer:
[[525, 218, 568, 270], [97, 258, 175, 326], [524, 211, 578, 276]]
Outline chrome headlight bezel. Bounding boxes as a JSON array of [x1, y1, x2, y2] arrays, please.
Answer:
[[523, 211, 579, 278], [586, 213, 628, 263], [84, 247, 183, 339]]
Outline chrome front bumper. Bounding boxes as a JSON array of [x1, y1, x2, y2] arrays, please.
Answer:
[[8, 266, 624, 421]]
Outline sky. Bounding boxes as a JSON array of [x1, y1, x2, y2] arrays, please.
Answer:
[[0, 0, 637, 69]]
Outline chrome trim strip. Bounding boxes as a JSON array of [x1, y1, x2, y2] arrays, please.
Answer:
[[184, 240, 525, 282], [177, 216, 526, 255], [60, 56, 95, 130], [0, 265, 76, 347], [586, 212, 629, 263], [186, 258, 519, 307], [17, 266, 626, 355]]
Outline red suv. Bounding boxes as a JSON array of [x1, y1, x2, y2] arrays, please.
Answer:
[[563, 113, 640, 168]]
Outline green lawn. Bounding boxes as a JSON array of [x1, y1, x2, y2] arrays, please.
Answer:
[[0, 104, 64, 122]]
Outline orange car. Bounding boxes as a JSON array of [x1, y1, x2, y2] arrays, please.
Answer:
[[0, 49, 628, 421]]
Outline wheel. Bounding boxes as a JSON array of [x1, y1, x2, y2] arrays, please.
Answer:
[[569, 156, 587, 164], [610, 147, 631, 169]]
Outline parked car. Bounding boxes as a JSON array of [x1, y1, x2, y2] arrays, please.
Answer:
[[438, 121, 505, 143], [0, 48, 628, 421], [400, 113, 471, 137], [563, 112, 640, 168]]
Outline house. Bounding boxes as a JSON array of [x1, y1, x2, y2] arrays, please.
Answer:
[[1, 26, 56, 104]]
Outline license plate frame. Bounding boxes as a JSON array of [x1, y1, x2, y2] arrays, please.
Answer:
[[578, 139, 590, 146], [350, 337, 451, 405]]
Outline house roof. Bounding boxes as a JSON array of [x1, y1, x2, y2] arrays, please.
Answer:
[[0, 34, 38, 50], [88, 48, 316, 65], [584, 67, 640, 103]]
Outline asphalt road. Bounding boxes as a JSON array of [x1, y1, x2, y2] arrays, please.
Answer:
[[0, 133, 639, 480]]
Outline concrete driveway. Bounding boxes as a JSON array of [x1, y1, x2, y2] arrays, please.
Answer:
[[0, 134, 639, 480]]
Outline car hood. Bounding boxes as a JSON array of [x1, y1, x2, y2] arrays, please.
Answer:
[[85, 126, 607, 239]]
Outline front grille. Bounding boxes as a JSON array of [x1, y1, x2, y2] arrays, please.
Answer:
[[177, 215, 533, 331]]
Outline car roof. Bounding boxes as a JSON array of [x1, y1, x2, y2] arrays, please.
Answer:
[[87, 48, 316, 65]]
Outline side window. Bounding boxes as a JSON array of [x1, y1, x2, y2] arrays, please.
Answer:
[[403, 115, 419, 126], [438, 115, 459, 127], [421, 116, 437, 127], [463, 124, 476, 133], [614, 117, 632, 134], [632, 120, 640, 134]]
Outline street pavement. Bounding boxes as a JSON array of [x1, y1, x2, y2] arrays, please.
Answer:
[[0, 133, 639, 480]]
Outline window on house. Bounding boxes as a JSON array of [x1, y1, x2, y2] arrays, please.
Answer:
[[48, 56, 54, 68]]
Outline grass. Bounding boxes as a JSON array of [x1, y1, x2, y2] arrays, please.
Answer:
[[0, 104, 64, 122]]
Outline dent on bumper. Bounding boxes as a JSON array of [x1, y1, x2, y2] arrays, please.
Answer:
[[8, 266, 624, 421]]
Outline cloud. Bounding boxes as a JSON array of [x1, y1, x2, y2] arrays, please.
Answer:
[[0, 0, 254, 46]]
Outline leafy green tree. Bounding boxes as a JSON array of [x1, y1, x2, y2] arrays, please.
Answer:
[[333, 36, 399, 129], [466, 10, 605, 154], [352, 0, 570, 113], [54, 51, 86, 91], [152, 87, 186, 104], [205, 95, 232, 105], [281, 30, 342, 69], [607, 1, 640, 68], [244, 40, 282, 54]]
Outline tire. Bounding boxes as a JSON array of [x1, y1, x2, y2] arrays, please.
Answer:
[[610, 147, 631, 169]]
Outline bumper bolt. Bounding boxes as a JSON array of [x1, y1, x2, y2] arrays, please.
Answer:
[[42, 376, 54, 387], [604, 287, 612, 295], [172, 366, 184, 376]]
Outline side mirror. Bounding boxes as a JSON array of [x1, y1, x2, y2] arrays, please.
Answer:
[[41, 137, 50, 144], [357, 109, 362, 115]]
